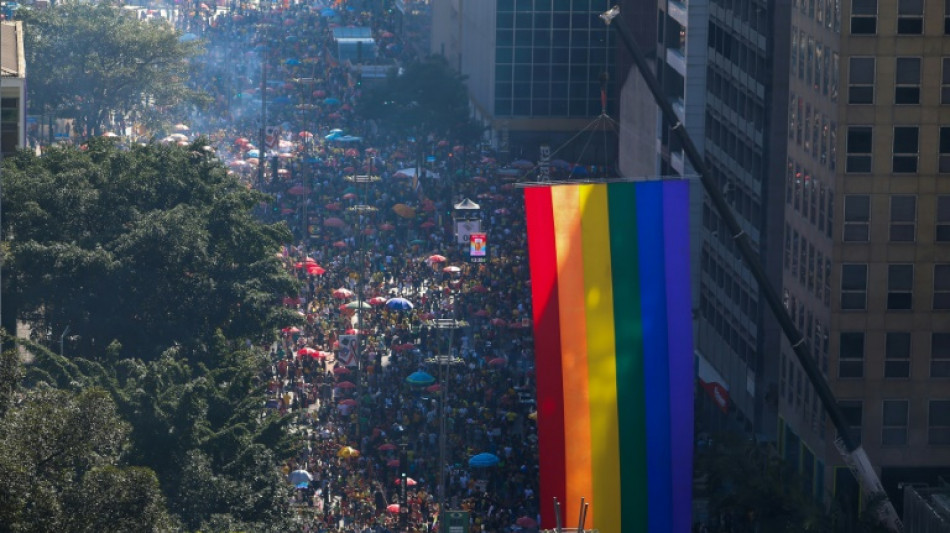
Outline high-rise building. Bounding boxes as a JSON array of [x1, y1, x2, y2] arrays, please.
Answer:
[[620, 0, 950, 522], [0, 20, 26, 157], [430, 0, 617, 164], [780, 0, 950, 520], [619, 0, 790, 447]]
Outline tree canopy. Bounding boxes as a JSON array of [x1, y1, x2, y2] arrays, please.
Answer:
[[1, 139, 301, 363], [21, 4, 206, 136], [358, 54, 483, 145]]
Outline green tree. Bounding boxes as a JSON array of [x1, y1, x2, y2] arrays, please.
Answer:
[[21, 3, 206, 137], [358, 54, 483, 145], [1, 139, 302, 363], [0, 381, 175, 531]]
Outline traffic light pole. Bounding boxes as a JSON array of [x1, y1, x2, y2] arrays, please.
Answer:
[[599, 6, 902, 531]]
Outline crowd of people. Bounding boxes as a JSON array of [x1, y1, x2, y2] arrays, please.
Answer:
[[170, 1, 545, 531]]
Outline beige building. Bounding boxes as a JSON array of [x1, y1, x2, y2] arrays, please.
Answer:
[[779, 0, 950, 520], [1, 20, 26, 156]]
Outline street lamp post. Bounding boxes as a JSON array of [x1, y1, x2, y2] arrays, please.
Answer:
[[345, 173, 380, 441]]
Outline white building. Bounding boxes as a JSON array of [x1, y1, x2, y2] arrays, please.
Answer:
[[1, 20, 26, 156]]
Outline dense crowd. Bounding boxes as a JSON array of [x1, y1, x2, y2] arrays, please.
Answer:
[[172, 2, 544, 531]]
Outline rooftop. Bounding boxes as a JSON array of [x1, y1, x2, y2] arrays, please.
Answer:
[[0, 21, 25, 78]]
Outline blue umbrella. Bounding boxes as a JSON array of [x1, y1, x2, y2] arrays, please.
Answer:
[[285, 58, 301, 66], [320, 8, 336, 17], [468, 453, 500, 468], [385, 297, 413, 311], [405, 371, 435, 386], [295, 482, 310, 489], [323, 97, 341, 106], [289, 469, 312, 485], [571, 165, 589, 176], [247, 149, 260, 158], [179, 32, 199, 43]]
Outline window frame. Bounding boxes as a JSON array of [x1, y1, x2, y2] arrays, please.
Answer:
[[846, 126, 873, 173], [841, 263, 869, 310], [848, 57, 875, 104], [935, 264, 950, 310], [897, 0, 924, 34], [882, 399, 909, 446], [892, 126, 919, 174], [937, 195, 950, 242], [931, 332, 950, 377], [844, 194, 871, 242], [889, 195, 917, 242], [839, 331, 865, 378], [852, 0, 878, 34], [887, 264, 915, 311], [929, 399, 950, 445], [884, 332, 911, 378], [895, 57, 921, 104]]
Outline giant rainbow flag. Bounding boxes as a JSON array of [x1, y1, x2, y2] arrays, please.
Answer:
[[524, 179, 694, 533]]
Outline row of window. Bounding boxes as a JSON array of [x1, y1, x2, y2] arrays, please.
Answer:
[[496, 0, 610, 12], [781, 354, 828, 441], [792, 0, 841, 32], [699, 283, 760, 367], [791, 29, 840, 102], [845, 125, 950, 174], [784, 226, 833, 306], [848, 57, 950, 106], [789, 96, 837, 172], [843, 195, 950, 242], [838, 398, 950, 447], [838, 331, 950, 379], [839, 263, 950, 311], [851, 0, 950, 35], [786, 161, 834, 237], [711, 0, 770, 35]]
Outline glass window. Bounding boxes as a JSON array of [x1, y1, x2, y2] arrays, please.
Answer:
[[937, 196, 950, 242], [888, 264, 914, 310], [841, 264, 868, 310], [945, 0, 950, 34], [851, 0, 877, 33], [882, 400, 909, 445], [893, 126, 919, 173], [839, 400, 863, 445], [890, 195, 917, 242], [844, 195, 870, 242], [929, 400, 950, 445], [943, 58, 950, 104], [885, 332, 911, 378], [935, 264, 950, 310], [933, 333, 950, 377], [895, 57, 921, 104], [849, 57, 875, 104], [839, 332, 865, 378], [847, 126, 873, 173], [898, 0, 924, 34]]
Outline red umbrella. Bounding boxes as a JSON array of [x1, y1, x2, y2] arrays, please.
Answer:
[[386, 504, 400, 513], [287, 184, 310, 195], [443, 266, 461, 273], [325, 202, 342, 210], [338, 398, 357, 406], [307, 265, 326, 276], [282, 326, 301, 334], [336, 381, 356, 389], [491, 318, 507, 326], [342, 192, 357, 200], [489, 357, 507, 367], [378, 443, 398, 451], [297, 347, 318, 357], [516, 516, 538, 528], [332, 288, 354, 299], [333, 366, 351, 375], [368, 296, 388, 306], [345, 328, 363, 335], [344, 148, 359, 157], [379, 223, 395, 231], [474, 309, 490, 317], [395, 477, 418, 486], [425, 384, 441, 393], [387, 459, 401, 467], [427, 254, 447, 264], [324, 217, 345, 227], [333, 240, 348, 248], [420, 221, 436, 229]]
